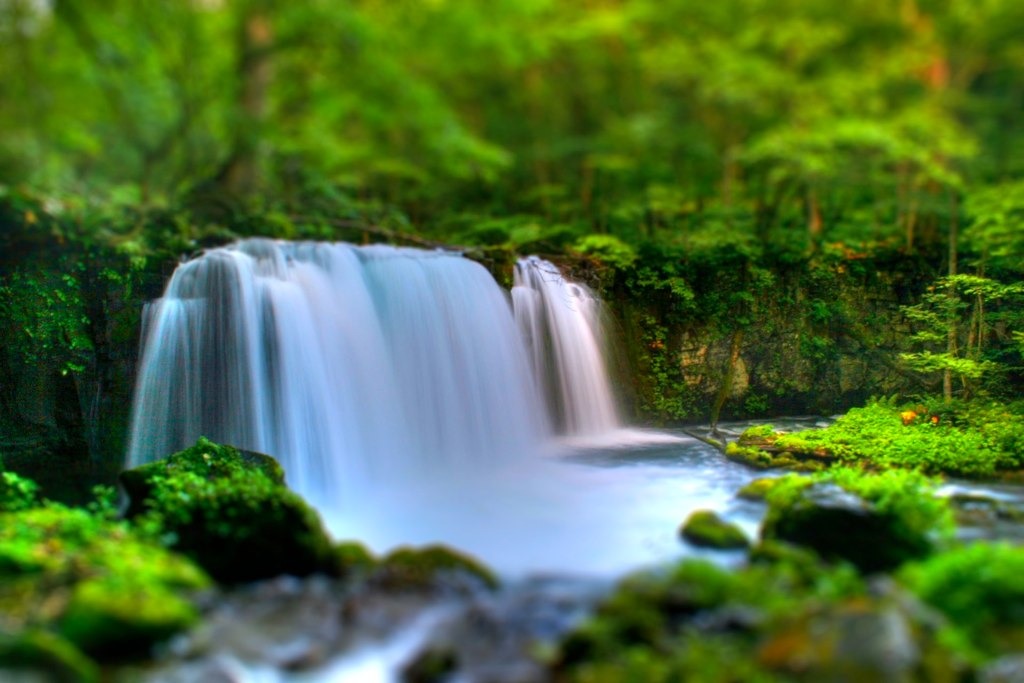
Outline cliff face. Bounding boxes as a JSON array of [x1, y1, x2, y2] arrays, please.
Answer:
[[563, 246, 939, 424], [0, 237, 938, 499]]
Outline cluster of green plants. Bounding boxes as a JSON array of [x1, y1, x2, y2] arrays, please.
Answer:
[[755, 397, 1024, 477], [555, 554, 866, 682], [560, 464, 1024, 680]]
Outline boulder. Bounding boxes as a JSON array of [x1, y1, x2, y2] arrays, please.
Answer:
[[373, 545, 499, 592], [0, 504, 209, 659], [762, 482, 933, 573], [680, 510, 749, 549], [120, 438, 335, 583]]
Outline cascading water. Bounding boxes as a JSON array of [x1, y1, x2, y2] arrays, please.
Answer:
[[127, 239, 551, 515], [512, 257, 620, 435], [128, 238, 760, 582]]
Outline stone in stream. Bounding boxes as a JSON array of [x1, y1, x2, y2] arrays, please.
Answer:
[[761, 482, 934, 573], [679, 510, 750, 550], [119, 438, 337, 583]]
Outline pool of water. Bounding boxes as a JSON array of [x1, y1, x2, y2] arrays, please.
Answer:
[[322, 425, 788, 578]]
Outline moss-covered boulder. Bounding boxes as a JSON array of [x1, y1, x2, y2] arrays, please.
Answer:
[[121, 438, 335, 583], [0, 502, 210, 659], [736, 477, 782, 502], [120, 436, 284, 516], [761, 469, 952, 574], [373, 545, 498, 591], [0, 629, 100, 683], [900, 543, 1024, 658], [334, 541, 377, 579], [679, 510, 749, 549]]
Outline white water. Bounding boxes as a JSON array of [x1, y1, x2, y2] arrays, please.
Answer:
[[512, 256, 619, 435], [129, 241, 643, 534]]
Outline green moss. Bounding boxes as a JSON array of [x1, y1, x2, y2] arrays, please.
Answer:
[[132, 469, 334, 583], [121, 436, 285, 515], [680, 510, 749, 549], [738, 424, 777, 443], [333, 541, 377, 577], [0, 502, 209, 659], [737, 478, 782, 501], [725, 443, 776, 469], [761, 469, 953, 573], [0, 629, 99, 683], [58, 577, 199, 657], [377, 545, 498, 590], [900, 543, 1024, 659], [555, 557, 865, 681]]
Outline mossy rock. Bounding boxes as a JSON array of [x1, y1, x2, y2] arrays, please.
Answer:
[[58, 578, 199, 657], [725, 443, 777, 469], [374, 545, 498, 591], [737, 424, 778, 445], [0, 504, 210, 659], [0, 629, 99, 683], [680, 510, 749, 550], [131, 475, 333, 584], [333, 541, 377, 578], [736, 477, 781, 501], [762, 481, 934, 573], [120, 436, 285, 516]]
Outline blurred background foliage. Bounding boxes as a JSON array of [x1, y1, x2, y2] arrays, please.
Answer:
[[0, 0, 1021, 263]]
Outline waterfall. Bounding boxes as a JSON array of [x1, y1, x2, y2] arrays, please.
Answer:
[[127, 240, 621, 517], [512, 256, 620, 435]]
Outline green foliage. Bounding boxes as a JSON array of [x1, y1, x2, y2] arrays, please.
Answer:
[[762, 468, 954, 571], [771, 398, 1024, 477], [0, 260, 92, 375], [0, 629, 100, 683], [556, 556, 863, 682], [900, 543, 1024, 659], [0, 498, 209, 657], [0, 472, 40, 512], [121, 438, 335, 583], [572, 234, 638, 271], [900, 275, 1024, 397]]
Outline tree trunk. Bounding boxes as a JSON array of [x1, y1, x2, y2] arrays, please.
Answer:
[[710, 328, 745, 431], [220, 8, 273, 196], [944, 192, 958, 403]]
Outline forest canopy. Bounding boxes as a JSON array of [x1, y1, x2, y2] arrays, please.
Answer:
[[1, 0, 1023, 259]]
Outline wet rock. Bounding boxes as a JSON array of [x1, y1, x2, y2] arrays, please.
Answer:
[[172, 576, 343, 671], [947, 491, 1024, 543], [980, 654, 1024, 683], [758, 588, 965, 682], [761, 482, 933, 573], [680, 510, 749, 549], [401, 646, 457, 683], [372, 545, 499, 593]]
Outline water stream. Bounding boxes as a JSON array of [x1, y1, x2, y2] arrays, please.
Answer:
[[122, 243, 869, 680]]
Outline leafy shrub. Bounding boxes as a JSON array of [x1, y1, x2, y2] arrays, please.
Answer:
[[572, 233, 638, 271], [0, 472, 40, 512], [900, 543, 1024, 659], [770, 399, 1020, 477]]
